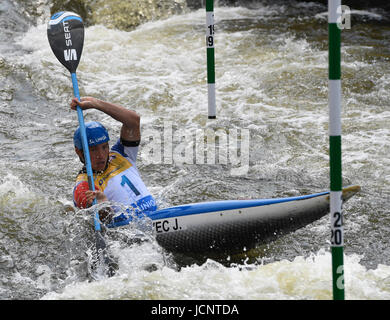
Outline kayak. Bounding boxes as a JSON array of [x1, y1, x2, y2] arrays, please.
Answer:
[[107, 185, 360, 256]]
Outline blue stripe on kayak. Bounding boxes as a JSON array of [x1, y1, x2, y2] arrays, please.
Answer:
[[148, 191, 329, 220]]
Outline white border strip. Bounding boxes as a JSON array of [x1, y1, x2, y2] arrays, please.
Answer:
[[329, 80, 342, 136], [328, 0, 341, 23]]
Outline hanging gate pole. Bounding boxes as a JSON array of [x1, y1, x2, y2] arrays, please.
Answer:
[[328, 0, 345, 300], [206, 0, 216, 119]]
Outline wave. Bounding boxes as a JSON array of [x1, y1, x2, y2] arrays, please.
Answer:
[[41, 249, 390, 300]]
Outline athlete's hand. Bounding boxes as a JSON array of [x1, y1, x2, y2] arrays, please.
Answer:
[[84, 190, 113, 223], [84, 190, 108, 207], [70, 96, 99, 111]]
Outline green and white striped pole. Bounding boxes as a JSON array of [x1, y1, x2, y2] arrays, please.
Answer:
[[206, 0, 216, 119], [328, 0, 344, 300]]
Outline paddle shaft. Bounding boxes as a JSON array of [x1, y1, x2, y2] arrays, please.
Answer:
[[71, 73, 101, 232], [72, 72, 115, 277]]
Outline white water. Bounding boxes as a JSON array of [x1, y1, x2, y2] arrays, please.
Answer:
[[42, 249, 390, 300], [2, 3, 389, 299]]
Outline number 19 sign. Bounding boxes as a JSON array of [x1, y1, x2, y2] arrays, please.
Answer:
[[206, 0, 216, 119]]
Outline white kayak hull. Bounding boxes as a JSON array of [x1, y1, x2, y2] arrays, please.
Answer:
[[147, 185, 360, 255]]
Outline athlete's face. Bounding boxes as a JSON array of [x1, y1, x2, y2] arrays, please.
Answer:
[[75, 142, 109, 171], [89, 142, 110, 171]]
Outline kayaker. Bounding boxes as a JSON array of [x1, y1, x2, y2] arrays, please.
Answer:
[[71, 97, 157, 224]]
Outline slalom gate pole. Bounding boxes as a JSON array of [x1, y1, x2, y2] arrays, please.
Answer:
[[328, 0, 345, 300], [206, 0, 216, 119]]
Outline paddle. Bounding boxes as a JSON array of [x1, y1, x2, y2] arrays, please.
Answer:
[[47, 11, 115, 277]]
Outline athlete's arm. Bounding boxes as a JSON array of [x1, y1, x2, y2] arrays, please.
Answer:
[[70, 97, 140, 142]]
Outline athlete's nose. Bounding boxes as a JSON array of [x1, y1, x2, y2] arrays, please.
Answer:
[[96, 148, 105, 159]]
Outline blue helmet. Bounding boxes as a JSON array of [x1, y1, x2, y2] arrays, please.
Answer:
[[73, 121, 110, 150]]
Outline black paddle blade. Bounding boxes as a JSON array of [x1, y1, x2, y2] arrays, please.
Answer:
[[47, 11, 84, 73], [93, 231, 118, 278]]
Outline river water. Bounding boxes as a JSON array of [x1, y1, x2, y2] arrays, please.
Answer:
[[0, 0, 389, 300]]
